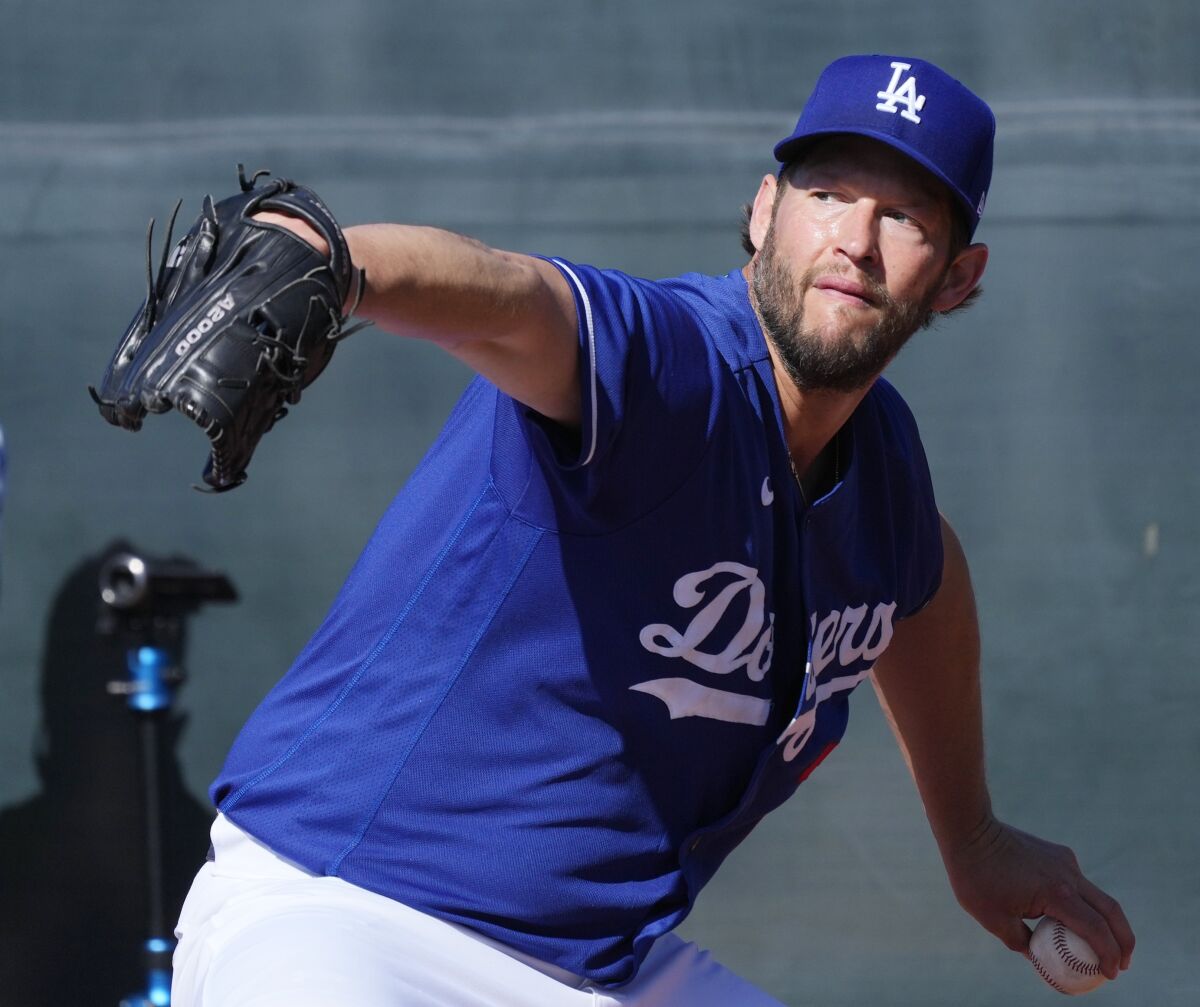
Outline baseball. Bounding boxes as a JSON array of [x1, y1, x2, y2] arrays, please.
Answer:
[[1027, 917, 1107, 995]]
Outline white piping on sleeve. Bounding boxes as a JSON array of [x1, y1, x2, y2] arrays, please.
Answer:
[[550, 259, 599, 467]]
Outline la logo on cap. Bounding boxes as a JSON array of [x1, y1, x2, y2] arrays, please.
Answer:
[[875, 61, 926, 124]]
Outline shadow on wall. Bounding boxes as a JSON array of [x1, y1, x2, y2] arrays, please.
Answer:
[[0, 542, 212, 1007]]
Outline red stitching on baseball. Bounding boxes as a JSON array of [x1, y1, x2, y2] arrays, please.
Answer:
[[1028, 951, 1069, 994], [1051, 921, 1101, 976]]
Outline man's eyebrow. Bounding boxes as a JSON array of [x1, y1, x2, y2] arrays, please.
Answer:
[[898, 190, 943, 211], [797, 166, 944, 210]]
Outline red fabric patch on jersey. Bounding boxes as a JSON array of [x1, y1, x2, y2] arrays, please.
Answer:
[[797, 740, 839, 783]]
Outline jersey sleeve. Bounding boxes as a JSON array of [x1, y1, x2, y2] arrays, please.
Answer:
[[491, 259, 723, 530]]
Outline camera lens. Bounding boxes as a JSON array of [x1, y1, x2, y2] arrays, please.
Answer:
[[99, 553, 148, 608]]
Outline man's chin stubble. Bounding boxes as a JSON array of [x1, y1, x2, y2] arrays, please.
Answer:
[[753, 266, 935, 393]]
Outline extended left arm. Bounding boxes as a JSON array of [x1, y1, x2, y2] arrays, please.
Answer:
[[871, 516, 1134, 978]]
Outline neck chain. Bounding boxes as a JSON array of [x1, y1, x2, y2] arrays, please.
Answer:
[[791, 433, 840, 505]]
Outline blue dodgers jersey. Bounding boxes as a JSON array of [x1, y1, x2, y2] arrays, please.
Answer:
[[211, 261, 943, 985]]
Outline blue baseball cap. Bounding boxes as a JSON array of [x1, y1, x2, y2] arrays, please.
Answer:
[[773, 55, 995, 237]]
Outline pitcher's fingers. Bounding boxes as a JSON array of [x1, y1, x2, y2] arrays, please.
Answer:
[[1040, 884, 1121, 980], [1079, 878, 1135, 971]]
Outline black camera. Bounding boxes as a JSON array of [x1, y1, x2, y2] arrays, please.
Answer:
[[99, 551, 237, 612], [97, 548, 237, 648]]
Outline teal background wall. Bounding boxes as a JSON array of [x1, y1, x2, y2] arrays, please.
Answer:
[[0, 2, 1196, 1003]]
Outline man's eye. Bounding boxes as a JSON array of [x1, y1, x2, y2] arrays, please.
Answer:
[[886, 210, 918, 226]]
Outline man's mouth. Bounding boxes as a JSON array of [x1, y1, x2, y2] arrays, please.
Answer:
[[812, 275, 878, 307]]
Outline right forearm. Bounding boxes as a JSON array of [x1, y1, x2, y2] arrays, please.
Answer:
[[344, 223, 581, 424], [345, 224, 534, 347]]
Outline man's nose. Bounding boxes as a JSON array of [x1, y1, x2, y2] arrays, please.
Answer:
[[832, 201, 879, 264]]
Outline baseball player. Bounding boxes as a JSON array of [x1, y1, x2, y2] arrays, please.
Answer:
[[162, 55, 1134, 1005]]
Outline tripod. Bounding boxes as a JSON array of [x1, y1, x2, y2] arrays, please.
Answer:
[[109, 645, 182, 1007], [98, 550, 236, 1007]]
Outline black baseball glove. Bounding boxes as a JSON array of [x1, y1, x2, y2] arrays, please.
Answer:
[[90, 166, 367, 492]]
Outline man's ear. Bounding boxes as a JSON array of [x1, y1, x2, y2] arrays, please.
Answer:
[[932, 243, 988, 312], [747, 174, 779, 254]]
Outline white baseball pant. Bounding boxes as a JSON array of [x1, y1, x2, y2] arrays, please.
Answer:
[[171, 815, 785, 1007]]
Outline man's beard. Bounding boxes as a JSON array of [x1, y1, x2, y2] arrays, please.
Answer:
[[751, 226, 940, 393]]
